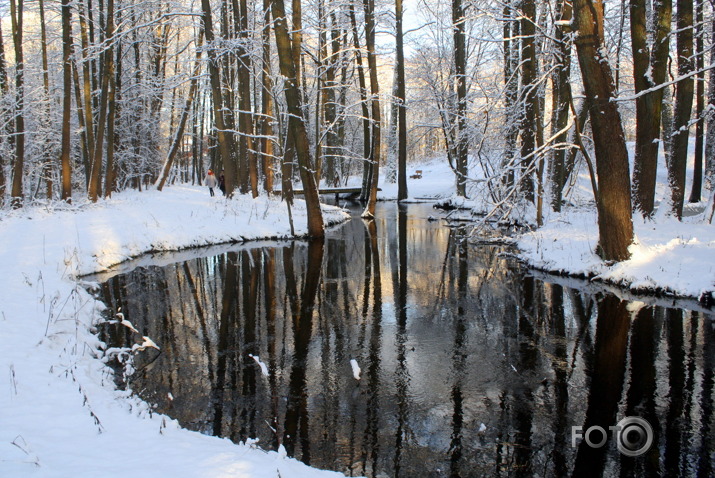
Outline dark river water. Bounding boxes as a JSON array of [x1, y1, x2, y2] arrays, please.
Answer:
[[93, 202, 714, 477]]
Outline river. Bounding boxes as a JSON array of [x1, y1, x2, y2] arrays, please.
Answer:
[[94, 202, 714, 477]]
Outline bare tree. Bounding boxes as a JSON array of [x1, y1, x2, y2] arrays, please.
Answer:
[[156, 35, 205, 191], [349, 2, 371, 199], [689, 0, 705, 203], [573, 0, 633, 261], [549, 0, 574, 212], [361, 0, 382, 217], [201, 0, 239, 196], [452, 0, 468, 197], [60, 0, 73, 202], [395, 0, 407, 200], [272, 0, 324, 236], [0, 21, 9, 200], [88, 0, 115, 202], [667, 0, 694, 219], [260, 0, 275, 193], [630, 0, 672, 217], [502, 1, 519, 192], [234, 0, 257, 196], [38, 0, 53, 199], [78, 0, 96, 187], [9, 0, 25, 208], [519, 0, 537, 203]]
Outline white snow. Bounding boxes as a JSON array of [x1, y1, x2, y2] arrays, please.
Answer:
[[249, 354, 270, 377], [517, 207, 715, 299], [515, 140, 715, 301], [0, 185, 348, 478], [133, 336, 161, 352], [350, 359, 361, 380], [2, 140, 715, 477]]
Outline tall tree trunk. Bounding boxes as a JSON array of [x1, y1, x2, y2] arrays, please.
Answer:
[[323, 14, 341, 188], [631, 0, 672, 216], [668, 0, 694, 218], [60, 0, 73, 202], [519, 0, 537, 202], [362, 0, 381, 217], [0, 21, 9, 199], [291, 0, 303, 89], [234, 0, 257, 196], [549, 0, 573, 212], [9, 0, 25, 208], [278, 0, 303, 199], [348, 3, 371, 200], [156, 35, 204, 191], [314, 0, 325, 185], [395, 0, 407, 200], [104, 26, 120, 198], [336, 33, 349, 186], [261, 0, 275, 193], [573, 0, 633, 261], [614, 0, 627, 92], [453, 0, 468, 197], [71, 60, 90, 184], [39, 0, 53, 199], [78, 0, 96, 188], [272, 0, 324, 237], [149, 13, 170, 124], [200, 0, 238, 196], [88, 0, 115, 202], [706, 14, 715, 190], [689, 0, 704, 203], [502, 2, 518, 191]]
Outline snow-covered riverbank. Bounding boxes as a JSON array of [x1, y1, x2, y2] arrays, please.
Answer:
[[516, 204, 715, 302], [0, 186, 348, 478], [2, 151, 714, 477], [405, 154, 715, 302]]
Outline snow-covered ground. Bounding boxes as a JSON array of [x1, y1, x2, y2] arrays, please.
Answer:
[[516, 142, 715, 301], [0, 187, 349, 478], [1, 147, 714, 477], [388, 150, 715, 301], [516, 204, 715, 300]]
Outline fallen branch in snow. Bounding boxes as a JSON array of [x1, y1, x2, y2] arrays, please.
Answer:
[[11, 435, 40, 467]]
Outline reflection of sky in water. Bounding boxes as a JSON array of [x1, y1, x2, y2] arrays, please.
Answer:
[[95, 202, 715, 478]]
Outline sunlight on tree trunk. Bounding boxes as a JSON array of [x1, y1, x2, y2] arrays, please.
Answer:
[[361, 0, 381, 217], [60, 0, 72, 202], [272, 0, 324, 237], [573, 0, 634, 261], [668, 0, 694, 219], [9, 0, 25, 208]]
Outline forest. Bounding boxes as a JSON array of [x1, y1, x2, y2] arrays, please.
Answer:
[[0, 0, 713, 261], [3, 1, 715, 475]]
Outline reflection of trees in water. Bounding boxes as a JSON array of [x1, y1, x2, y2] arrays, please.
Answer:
[[623, 305, 659, 476], [284, 240, 324, 462], [572, 295, 631, 477], [392, 204, 411, 477], [97, 207, 715, 477]]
